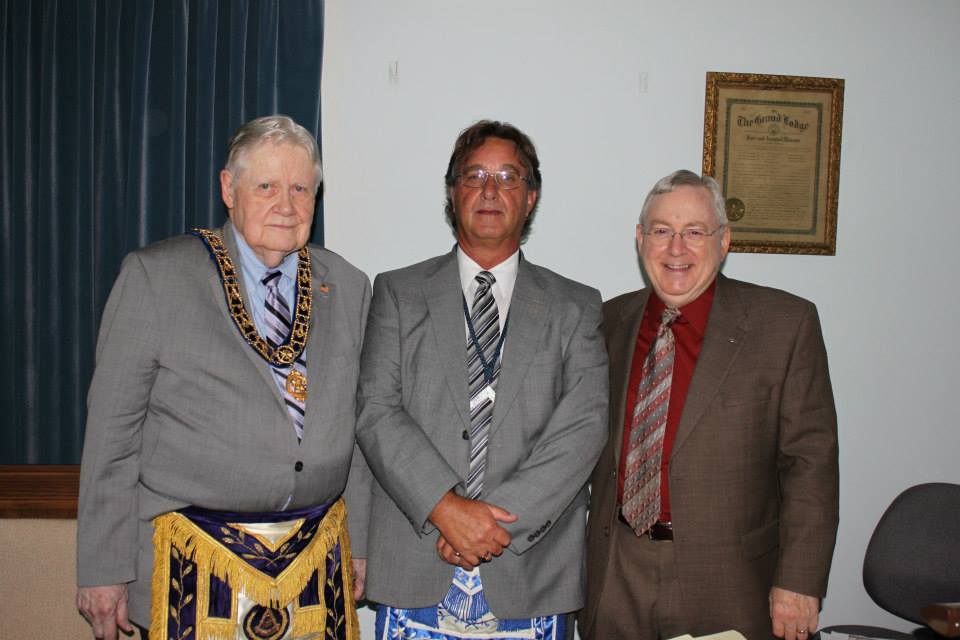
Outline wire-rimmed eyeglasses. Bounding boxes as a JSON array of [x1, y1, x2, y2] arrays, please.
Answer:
[[640, 225, 726, 247], [456, 168, 531, 190]]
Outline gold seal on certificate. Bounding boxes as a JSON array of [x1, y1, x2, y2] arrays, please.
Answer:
[[725, 197, 745, 222]]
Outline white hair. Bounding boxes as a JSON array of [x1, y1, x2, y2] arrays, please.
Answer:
[[224, 114, 323, 191], [638, 169, 727, 227]]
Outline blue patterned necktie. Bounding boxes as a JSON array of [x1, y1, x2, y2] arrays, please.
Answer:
[[262, 270, 307, 441]]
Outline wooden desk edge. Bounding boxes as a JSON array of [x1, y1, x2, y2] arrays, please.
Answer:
[[0, 465, 79, 519]]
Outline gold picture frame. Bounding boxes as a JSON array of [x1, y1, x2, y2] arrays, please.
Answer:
[[703, 72, 844, 255]]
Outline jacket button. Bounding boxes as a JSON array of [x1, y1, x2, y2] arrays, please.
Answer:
[[527, 534, 535, 542], [294, 461, 304, 472], [602, 525, 610, 537], [611, 469, 617, 478], [462, 430, 469, 440]]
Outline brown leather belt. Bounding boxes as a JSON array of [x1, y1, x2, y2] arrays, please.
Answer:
[[619, 513, 674, 540]]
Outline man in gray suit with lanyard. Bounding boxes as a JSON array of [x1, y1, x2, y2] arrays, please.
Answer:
[[76, 115, 370, 640], [356, 120, 608, 639]]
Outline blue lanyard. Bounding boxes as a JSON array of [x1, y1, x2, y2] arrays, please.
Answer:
[[462, 294, 509, 385]]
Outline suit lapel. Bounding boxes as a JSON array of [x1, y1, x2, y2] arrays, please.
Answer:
[[423, 252, 472, 433], [300, 251, 330, 440], [611, 289, 650, 465], [489, 260, 546, 436], [671, 275, 747, 457]]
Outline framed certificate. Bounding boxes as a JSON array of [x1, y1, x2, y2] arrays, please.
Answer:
[[703, 72, 844, 255]]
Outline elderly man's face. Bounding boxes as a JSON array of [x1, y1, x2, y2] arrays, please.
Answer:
[[451, 137, 537, 256], [219, 142, 316, 267], [637, 185, 730, 308]]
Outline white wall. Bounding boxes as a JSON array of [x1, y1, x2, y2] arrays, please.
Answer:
[[322, 1, 960, 636]]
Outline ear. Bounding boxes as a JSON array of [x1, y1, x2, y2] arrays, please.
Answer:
[[635, 223, 644, 253], [219, 170, 236, 210], [719, 224, 732, 258], [525, 189, 538, 216]]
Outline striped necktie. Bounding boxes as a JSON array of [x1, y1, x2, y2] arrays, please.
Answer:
[[621, 307, 681, 536], [465, 271, 500, 499], [440, 270, 502, 623], [262, 270, 306, 441]]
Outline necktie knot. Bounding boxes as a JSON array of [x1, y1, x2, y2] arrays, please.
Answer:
[[262, 270, 291, 341], [660, 308, 680, 327], [658, 308, 681, 338], [475, 270, 496, 290], [261, 269, 282, 290]]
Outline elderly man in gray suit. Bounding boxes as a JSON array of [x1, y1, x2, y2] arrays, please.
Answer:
[[356, 120, 608, 639], [76, 115, 370, 640]]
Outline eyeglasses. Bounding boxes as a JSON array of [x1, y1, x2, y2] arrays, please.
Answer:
[[456, 168, 530, 190], [640, 225, 726, 247]]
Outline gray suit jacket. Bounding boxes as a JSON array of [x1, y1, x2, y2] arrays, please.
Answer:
[[356, 250, 608, 619], [581, 275, 839, 639], [76, 221, 371, 626]]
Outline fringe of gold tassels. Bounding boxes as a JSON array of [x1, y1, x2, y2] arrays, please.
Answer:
[[149, 498, 358, 640]]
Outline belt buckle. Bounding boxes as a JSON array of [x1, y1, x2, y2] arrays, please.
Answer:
[[646, 520, 673, 541]]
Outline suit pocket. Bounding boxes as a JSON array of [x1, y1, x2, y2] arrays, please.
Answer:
[[721, 384, 775, 407], [720, 368, 781, 407], [740, 518, 779, 560]]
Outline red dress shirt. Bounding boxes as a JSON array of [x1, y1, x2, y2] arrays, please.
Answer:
[[616, 280, 716, 522]]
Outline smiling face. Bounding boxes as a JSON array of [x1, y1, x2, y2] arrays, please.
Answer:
[[219, 142, 316, 268], [450, 137, 538, 265], [637, 185, 730, 308]]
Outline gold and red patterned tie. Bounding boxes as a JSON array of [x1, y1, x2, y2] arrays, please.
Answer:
[[621, 307, 681, 536]]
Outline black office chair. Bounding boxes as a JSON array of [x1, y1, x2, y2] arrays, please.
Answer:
[[818, 482, 960, 639]]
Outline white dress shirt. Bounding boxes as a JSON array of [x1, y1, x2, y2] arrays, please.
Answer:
[[457, 246, 519, 336]]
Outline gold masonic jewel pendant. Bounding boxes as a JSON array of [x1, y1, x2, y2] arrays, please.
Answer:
[[286, 369, 308, 403]]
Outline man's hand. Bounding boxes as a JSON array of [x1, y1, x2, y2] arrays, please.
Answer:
[[350, 558, 367, 601], [770, 586, 819, 640], [436, 529, 506, 569], [428, 491, 517, 569], [77, 584, 134, 640]]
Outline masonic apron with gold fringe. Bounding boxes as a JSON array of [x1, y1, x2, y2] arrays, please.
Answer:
[[150, 499, 358, 640], [147, 229, 358, 640]]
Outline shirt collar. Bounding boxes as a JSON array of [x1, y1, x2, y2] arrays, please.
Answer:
[[648, 278, 717, 332], [456, 245, 520, 292], [231, 226, 300, 286]]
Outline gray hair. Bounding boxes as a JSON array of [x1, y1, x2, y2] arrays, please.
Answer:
[[638, 170, 727, 227], [224, 115, 323, 191]]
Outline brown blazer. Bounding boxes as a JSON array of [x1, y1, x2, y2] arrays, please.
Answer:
[[581, 275, 839, 639]]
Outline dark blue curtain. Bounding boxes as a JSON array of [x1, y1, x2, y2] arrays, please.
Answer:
[[1, 0, 326, 463]]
